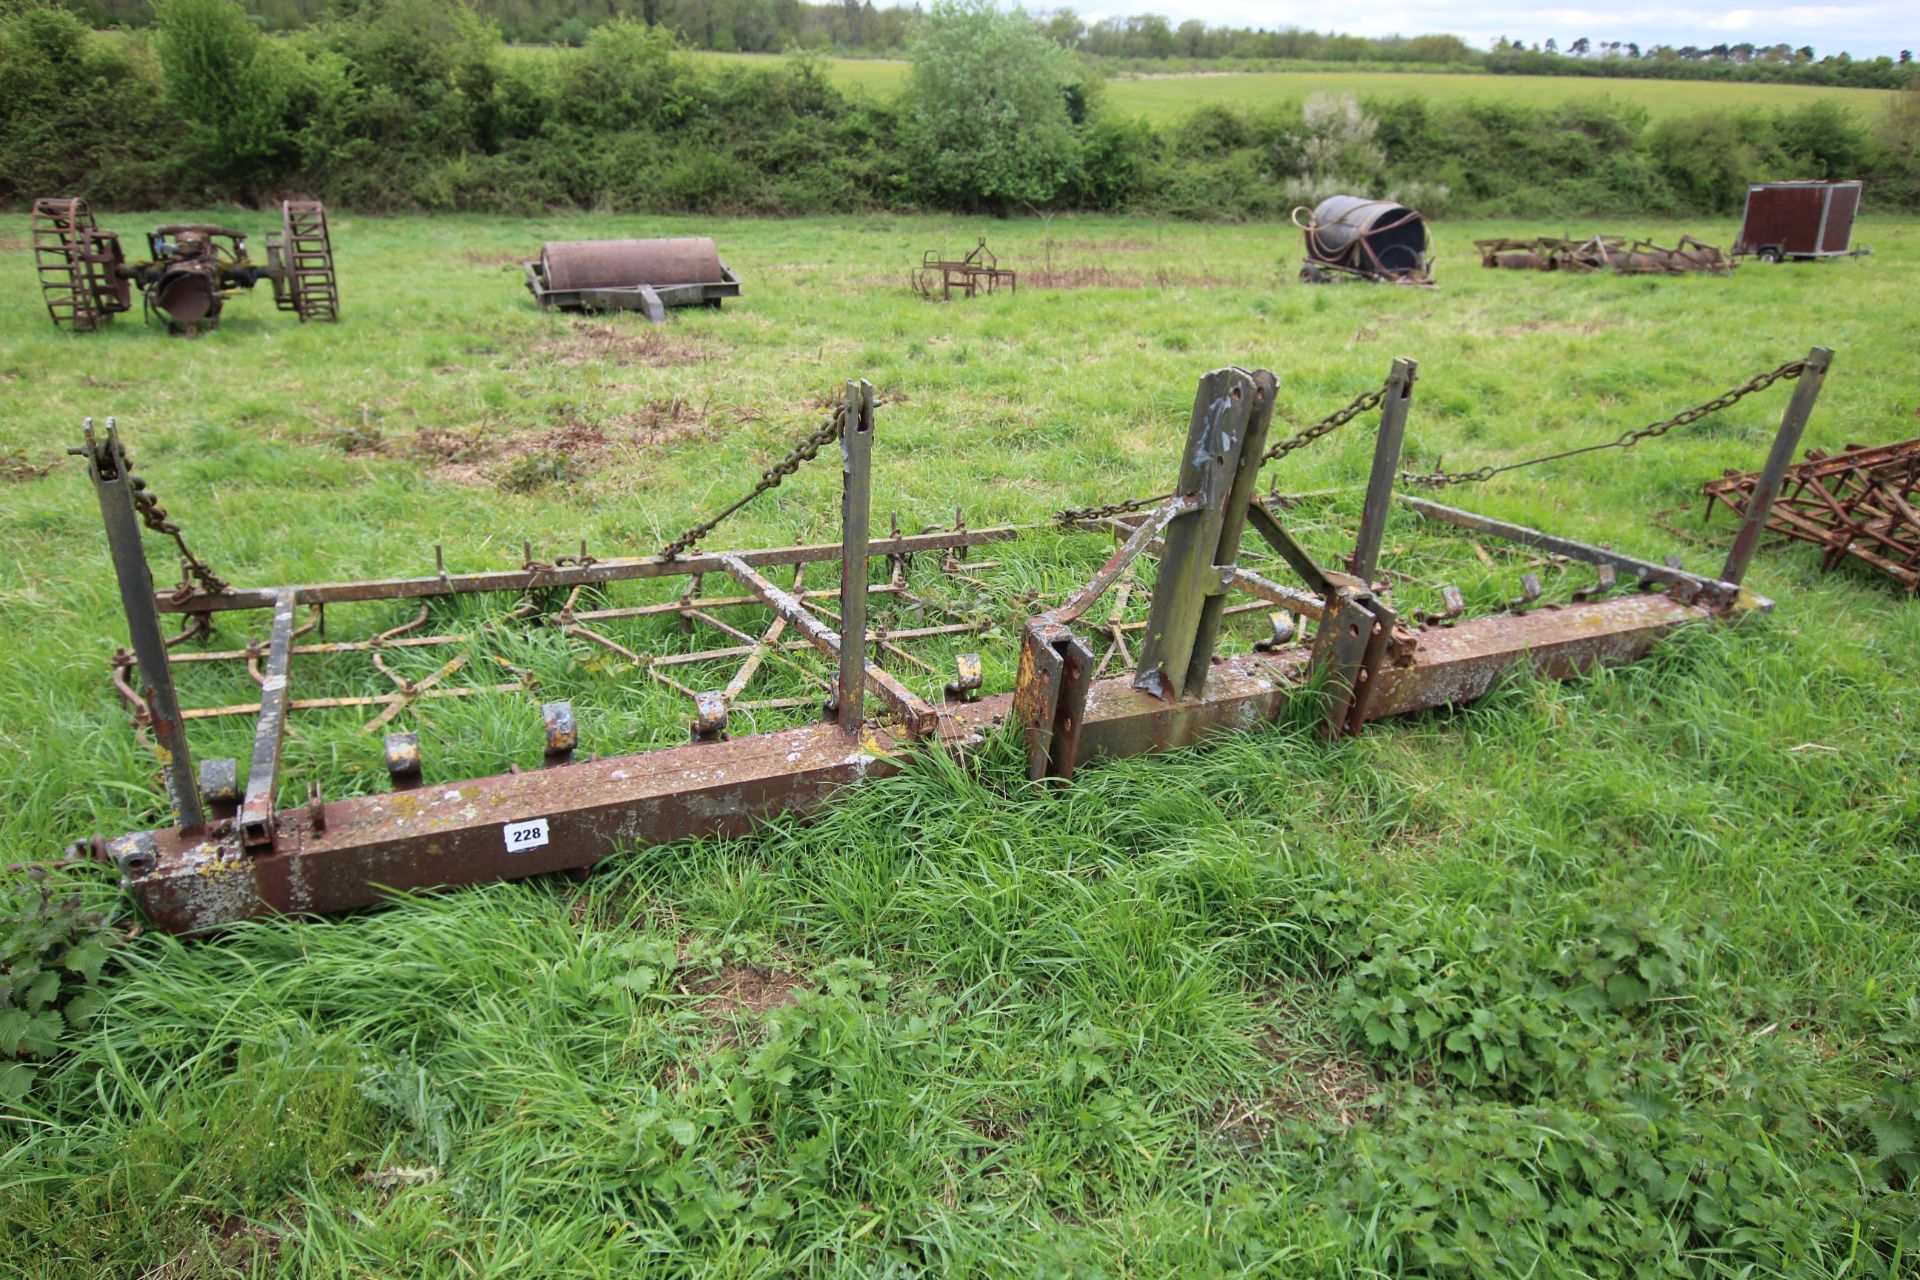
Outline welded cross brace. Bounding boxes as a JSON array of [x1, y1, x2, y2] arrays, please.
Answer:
[[69, 358, 1803, 933]]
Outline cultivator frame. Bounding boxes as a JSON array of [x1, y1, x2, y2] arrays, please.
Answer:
[[65, 352, 1829, 934], [912, 239, 1016, 300]]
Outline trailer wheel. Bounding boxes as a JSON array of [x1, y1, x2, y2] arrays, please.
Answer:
[[1757, 247, 1782, 264]]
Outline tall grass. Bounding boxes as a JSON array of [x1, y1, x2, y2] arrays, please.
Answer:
[[1, 212, 1916, 1274]]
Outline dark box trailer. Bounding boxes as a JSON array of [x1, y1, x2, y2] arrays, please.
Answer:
[[1732, 181, 1868, 262]]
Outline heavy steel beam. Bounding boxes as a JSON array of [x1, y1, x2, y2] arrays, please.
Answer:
[[77, 419, 204, 831], [237, 590, 296, 848], [104, 590, 1722, 935], [1720, 345, 1833, 585]]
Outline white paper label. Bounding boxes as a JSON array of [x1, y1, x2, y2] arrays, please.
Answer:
[[504, 818, 550, 852]]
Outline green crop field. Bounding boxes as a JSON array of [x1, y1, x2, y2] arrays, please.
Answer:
[[2, 211, 1917, 1275], [687, 52, 1896, 121]]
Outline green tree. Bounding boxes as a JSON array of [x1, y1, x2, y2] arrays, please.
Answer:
[[154, 0, 303, 189], [901, 0, 1082, 210], [0, 1, 173, 203]]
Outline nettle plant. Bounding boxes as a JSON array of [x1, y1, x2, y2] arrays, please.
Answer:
[[1335, 901, 1697, 1100], [1, 864, 117, 1099]]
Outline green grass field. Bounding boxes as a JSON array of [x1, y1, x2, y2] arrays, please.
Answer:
[[687, 52, 1896, 121], [2, 211, 1917, 1275]]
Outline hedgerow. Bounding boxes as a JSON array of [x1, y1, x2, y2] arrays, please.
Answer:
[[4, 0, 1917, 216]]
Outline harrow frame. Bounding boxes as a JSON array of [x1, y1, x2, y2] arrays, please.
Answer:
[[65, 356, 1826, 934]]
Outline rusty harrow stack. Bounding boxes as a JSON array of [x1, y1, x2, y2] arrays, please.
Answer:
[[1474, 234, 1732, 275], [1704, 438, 1920, 593]]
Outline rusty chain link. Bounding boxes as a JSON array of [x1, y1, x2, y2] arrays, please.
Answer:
[[1263, 383, 1388, 469], [128, 474, 230, 597], [1053, 490, 1177, 525], [1055, 378, 1391, 524], [660, 407, 847, 560], [1398, 358, 1808, 490]]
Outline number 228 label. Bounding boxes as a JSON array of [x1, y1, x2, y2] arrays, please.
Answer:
[[504, 818, 550, 852]]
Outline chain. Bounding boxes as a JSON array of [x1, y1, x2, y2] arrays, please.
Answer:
[[1399, 359, 1807, 489], [1263, 384, 1387, 469], [660, 407, 847, 560], [128, 475, 230, 597], [1054, 491, 1174, 524], [1054, 378, 1392, 524]]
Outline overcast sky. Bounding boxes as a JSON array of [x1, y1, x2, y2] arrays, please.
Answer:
[[1076, 4, 1913, 60]]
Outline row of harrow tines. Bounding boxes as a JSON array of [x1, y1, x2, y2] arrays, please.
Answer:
[[67, 350, 1831, 934]]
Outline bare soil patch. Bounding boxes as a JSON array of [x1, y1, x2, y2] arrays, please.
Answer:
[[1024, 266, 1242, 290], [534, 321, 709, 369], [681, 962, 808, 1018]]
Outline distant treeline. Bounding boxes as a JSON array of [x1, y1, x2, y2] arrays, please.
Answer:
[[5, 0, 1917, 219], [56, 0, 1920, 89], [1483, 42, 1913, 91]]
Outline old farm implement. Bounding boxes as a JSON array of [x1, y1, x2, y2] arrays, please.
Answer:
[[524, 238, 742, 322], [1474, 234, 1732, 275], [1704, 438, 1919, 593], [30, 198, 339, 334], [912, 239, 1016, 300], [1295, 196, 1432, 285], [65, 349, 1830, 933]]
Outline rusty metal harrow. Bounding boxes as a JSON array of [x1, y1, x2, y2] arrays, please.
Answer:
[[912, 239, 1016, 300], [1475, 234, 1732, 275], [65, 351, 1831, 933], [1704, 438, 1920, 593]]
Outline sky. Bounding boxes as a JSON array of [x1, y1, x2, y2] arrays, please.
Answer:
[[1075, 3, 1914, 60]]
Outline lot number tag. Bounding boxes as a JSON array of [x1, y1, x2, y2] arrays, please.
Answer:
[[504, 818, 550, 853]]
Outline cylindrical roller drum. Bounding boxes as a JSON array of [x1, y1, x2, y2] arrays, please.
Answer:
[[540, 238, 725, 291], [1304, 196, 1428, 275]]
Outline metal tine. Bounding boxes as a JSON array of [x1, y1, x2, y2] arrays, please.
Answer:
[[1572, 563, 1618, 602], [1415, 584, 1465, 627], [1508, 573, 1543, 613], [384, 732, 422, 791]]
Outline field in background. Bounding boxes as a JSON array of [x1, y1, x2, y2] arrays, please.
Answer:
[[2, 213, 1916, 1274], [685, 51, 1897, 120]]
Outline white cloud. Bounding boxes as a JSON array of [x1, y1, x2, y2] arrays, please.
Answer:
[[1068, 2, 1913, 58]]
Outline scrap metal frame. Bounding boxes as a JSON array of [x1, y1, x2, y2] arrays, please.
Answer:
[[1475, 234, 1731, 275], [912, 238, 1017, 300], [1703, 436, 1919, 593], [70, 357, 1820, 934]]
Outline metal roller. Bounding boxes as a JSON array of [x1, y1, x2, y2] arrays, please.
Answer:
[[1296, 195, 1432, 284], [539, 238, 727, 291]]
